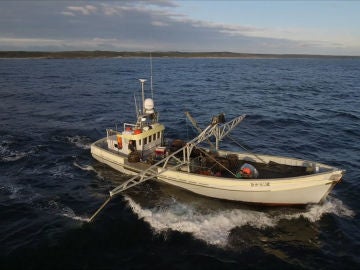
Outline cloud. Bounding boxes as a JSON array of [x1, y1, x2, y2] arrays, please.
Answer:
[[0, 1, 358, 55], [101, 5, 122, 16], [65, 5, 98, 16], [61, 11, 75, 17], [119, 0, 179, 8], [151, 21, 169, 27]]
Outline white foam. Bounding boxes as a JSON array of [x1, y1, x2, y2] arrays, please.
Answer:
[[281, 197, 355, 222], [124, 195, 354, 247], [73, 161, 96, 172], [49, 164, 74, 179], [45, 200, 89, 222], [2, 152, 27, 162], [125, 196, 275, 246], [61, 207, 90, 222], [73, 160, 104, 180], [0, 144, 28, 162], [67, 135, 91, 149]]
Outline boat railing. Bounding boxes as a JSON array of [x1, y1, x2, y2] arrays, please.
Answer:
[[106, 128, 121, 137], [123, 123, 136, 132]]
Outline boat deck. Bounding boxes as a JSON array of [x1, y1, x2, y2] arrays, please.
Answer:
[[95, 138, 316, 180]]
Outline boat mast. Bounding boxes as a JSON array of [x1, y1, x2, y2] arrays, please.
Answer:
[[139, 79, 147, 114], [134, 93, 139, 118]]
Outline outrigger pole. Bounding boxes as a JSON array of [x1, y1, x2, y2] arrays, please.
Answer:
[[88, 114, 246, 222]]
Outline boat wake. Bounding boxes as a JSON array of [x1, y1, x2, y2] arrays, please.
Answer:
[[281, 196, 355, 222], [124, 196, 354, 247]]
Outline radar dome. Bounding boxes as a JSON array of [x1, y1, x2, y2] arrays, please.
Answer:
[[144, 98, 155, 114]]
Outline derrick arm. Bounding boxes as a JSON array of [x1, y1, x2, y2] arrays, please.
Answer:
[[186, 113, 266, 164], [217, 114, 246, 140], [214, 114, 246, 149], [185, 111, 215, 149]]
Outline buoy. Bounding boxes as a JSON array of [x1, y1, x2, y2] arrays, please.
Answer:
[[242, 167, 251, 175], [239, 163, 259, 179]]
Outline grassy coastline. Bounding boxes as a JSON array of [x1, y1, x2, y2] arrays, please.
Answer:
[[0, 51, 359, 59]]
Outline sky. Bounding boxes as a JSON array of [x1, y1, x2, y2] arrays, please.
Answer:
[[0, 0, 359, 55]]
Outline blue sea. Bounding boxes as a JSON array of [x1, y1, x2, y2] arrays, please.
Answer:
[[0, 57, 359, 269]]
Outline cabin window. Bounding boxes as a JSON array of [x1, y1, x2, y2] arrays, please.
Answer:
[[157, 132, 160, 139], [138, 139, 141, 146], [149, 136, 152, 143], [153, 134, 156, 140], [144, 138, 147, 144]]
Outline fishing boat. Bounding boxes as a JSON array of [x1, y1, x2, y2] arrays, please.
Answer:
[[89, 78, 344, 221]]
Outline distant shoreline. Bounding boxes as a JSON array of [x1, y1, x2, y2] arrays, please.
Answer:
[[0, 51, 359, 59]]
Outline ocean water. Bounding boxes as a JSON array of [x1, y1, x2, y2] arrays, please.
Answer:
[[0, 57, 359, 269]]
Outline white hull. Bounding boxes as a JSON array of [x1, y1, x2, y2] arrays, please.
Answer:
[[91, 138, 343, 205]]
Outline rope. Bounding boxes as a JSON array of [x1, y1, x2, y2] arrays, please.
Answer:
[[88, 196, 112, 222], [227, 134, 268, 164], [186, 114, 189, 141]]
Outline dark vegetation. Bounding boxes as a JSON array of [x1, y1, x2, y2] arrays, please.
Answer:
[[0, 50, 359, 59]]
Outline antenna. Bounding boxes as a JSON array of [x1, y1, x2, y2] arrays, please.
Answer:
[[150, 53, 154, 99], [139, 79, 147, 114]]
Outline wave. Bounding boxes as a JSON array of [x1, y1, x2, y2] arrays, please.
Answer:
[[1, 151, 27, 162], [73, 160, 96, 172], [34, 199, 89, 222], [57, 204, 90, 222], [0, 141, 30, 162], [73, 160, 105, 181], [124, 196, 354, 247], [281, 196, 355, 222], [47, 163, 75, 179], [66, 135, 91, 150], [1, 181, 89, 222], [1, 182, 41, 202], [335, 111, 360, 121], [0, 135, 43, 163]]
